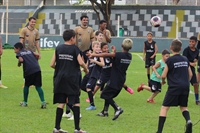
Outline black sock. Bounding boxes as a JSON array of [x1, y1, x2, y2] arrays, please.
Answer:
[[106, 99, 118, 111], [157, 116, 166, 133], [88, 91, 95, 106], [124, 85, 128, 90], [73, 106, 80, 130], [55, 107, 63, 130], [182, 111, 190, 123], [147, 74, 150, 80], [66, 105, 70, 114], [103, 100, 109, 113]]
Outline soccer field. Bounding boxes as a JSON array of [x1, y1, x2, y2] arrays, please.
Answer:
[[0, 49, 199, 133]]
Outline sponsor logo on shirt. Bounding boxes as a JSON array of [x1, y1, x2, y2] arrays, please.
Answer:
[[120, 59, 131, 64], [20, 51, 32, 56], [59, 54, 73, 61], [174, 61, 188, 68], [146, 49, 154, 53]]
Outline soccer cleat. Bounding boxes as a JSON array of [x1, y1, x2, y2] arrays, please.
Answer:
[[20, 101, 28, 107], [0, 84, 8, 89], [185, 120, 192, 133], [112, 108, 123, 120], [53, 128, 68, 133], [67, 114, 82, 120], [85, 98, 90, 103], [85, 105, 96, 110], [74, 129, 87, 133], [137, 83, 144, 92], [147, 99, 156, 104], [62, 112, 72, 118], [96, 112, 108, 117], [41, 102, 47, 109], [126, 87, 134, 94], [195, 101, 200, 105]]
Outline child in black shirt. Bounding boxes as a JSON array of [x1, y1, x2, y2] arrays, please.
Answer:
[[88, 38, 133, 120], [50, 30, 88, 133], [156, 39, 193, 133], [14, 42, 46, 108], [183, 36, 200, 105]]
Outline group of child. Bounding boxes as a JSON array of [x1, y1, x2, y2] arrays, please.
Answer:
[[13, 30, 199, 133]]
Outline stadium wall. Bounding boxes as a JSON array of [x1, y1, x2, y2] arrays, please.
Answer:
[[2, 34, 188, 53]]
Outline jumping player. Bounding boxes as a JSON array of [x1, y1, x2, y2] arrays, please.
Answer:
[[137, 49, 170, 103], [88, 38, 133, 120], [143, 32, 158, 82], [156, 39, 193, 133]]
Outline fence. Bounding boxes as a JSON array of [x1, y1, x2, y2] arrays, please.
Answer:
[[2, 0, 200, 6]]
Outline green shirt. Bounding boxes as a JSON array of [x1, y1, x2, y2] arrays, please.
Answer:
[[151, 59, 166, 82]]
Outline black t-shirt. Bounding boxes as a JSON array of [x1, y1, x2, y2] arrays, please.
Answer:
[[53, 44, 80, 95], [196, 44, 200, 65], [16, 49, 40, 77], [88, 56, 102, 79], [166, 54, 190, 95], [144, 40, 156, 57], [101, 57, 112, 77], [107, 52, 132, 90], [183, 46, 198, 68]]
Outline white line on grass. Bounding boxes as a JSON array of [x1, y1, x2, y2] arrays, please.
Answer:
[[189, 90, 194, 94], [134, 53, 143, 61]]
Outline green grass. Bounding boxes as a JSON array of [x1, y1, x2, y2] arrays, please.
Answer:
[[0, 49, 199, 133]]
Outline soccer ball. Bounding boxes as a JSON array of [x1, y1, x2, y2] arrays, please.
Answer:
[[150, 16, 162, 27]]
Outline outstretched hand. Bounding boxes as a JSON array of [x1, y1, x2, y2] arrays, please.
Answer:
[[111, 45, 116, 53]]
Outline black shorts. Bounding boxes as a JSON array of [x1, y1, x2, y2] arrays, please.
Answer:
[[53, 93, 80, 105], [101, 86, 121, 99], [149, 80, 161, 92], [80, 75, 89, 92], [96, 75, 110, 87], [162, 94, 189, 107], [190, 67, 197, 85], [25, 71, 42, 87], [86, 77, 97, 91], [145, 57, 155, 68]]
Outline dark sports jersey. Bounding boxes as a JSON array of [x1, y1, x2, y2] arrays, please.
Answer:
[[183, 46, 198, 65], [88, 56, 102, 79], [166, 54, 190, 95], [107, 52, 132, 90], [196, 44, 200, 65], [16, 49, 40, 77], [144, 40, 156, 57], [101, 57, 112, 77], [53, 44, 80, 95]]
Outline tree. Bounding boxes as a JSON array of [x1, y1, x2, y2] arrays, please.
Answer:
[[173, 0, 180, 5], [89, 0, 115, 36]]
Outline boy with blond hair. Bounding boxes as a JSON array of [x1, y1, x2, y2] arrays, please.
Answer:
[[89, 38, 132, 120]]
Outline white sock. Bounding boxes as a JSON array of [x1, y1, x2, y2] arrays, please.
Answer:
[[0, 80, 2, 84]]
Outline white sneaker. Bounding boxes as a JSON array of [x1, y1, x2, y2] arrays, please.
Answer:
[[67, 114, 82, 120], [62, 112, 72, 118]]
